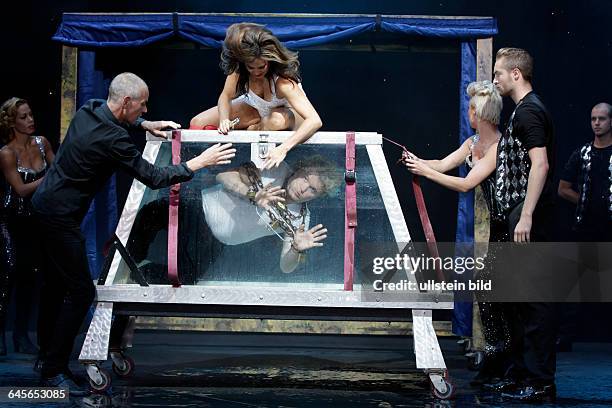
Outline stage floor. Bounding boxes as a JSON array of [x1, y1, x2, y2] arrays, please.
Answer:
[[1, 331, 611, 407]]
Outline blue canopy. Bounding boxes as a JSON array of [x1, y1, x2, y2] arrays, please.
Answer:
[[53, 12, 497, 337], [53, 13, 497, 48]]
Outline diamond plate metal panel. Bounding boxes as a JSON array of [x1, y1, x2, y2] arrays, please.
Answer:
[[79, 302, 113, 361], [95, 285, 453, 309], [106, 142, 161, 285], [412, 309, 446, 369], [367, 144, 412, 244]]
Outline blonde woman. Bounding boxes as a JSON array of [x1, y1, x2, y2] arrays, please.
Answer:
[[404, 81, 511, 386]]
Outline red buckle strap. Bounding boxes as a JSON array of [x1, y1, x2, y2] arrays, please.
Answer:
[[344, 131, 357, 291], [168, 130, 181, 287], [411, 175, 444, 282], [382, 136, 445, 282]]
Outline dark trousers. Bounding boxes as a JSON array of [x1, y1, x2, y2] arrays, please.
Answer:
[[506, 203, 557, 385], [0, 215, 16, 334], [36, 214, 95, 378], [507, 302, 557, 385], [8, 215, 43, 338], [0, 213, 43, 342]]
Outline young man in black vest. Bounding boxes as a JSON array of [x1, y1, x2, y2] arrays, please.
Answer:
[[487, 48, 557, 402]]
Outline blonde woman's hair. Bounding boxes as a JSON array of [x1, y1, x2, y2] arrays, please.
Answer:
[[467, 80, 502, 125], [0, 97, 29, 144]]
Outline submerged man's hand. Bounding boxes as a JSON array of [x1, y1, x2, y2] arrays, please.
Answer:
[[255, 184, 286, 209], [292, 224, 328, 252], [187, 143, 236, 171]]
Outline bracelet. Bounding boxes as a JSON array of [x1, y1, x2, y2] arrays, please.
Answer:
[[247, 187, 257, 205]]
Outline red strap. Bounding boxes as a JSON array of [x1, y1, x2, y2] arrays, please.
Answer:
[[344, 132, 357, 291], [382, 136, 445, 283], [168, 130, 181, 287], [412, 175, 445, 283]]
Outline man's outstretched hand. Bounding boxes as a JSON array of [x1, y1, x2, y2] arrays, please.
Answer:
[[187, 143, 236, 171]]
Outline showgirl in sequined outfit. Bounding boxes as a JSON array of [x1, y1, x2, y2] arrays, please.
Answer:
[[0, 97, 54, 355], [403, 80, 512, 385]]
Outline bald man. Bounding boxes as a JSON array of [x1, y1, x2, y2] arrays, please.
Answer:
[[32, 73, 235, 394], [559, 102, 612, 241]]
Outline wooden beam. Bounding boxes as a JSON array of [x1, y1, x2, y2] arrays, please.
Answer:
[[476, 37, 493, 82], [135, 317, 454, 337], [474, 36, 494, 247], [60, 45, 77, 143], [472, 37, 494, 351]]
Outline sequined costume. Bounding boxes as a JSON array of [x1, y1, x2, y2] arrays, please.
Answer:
[[0, 205, 16, 355], [466, 134, 512, 379], [0, 136, 48, 354]]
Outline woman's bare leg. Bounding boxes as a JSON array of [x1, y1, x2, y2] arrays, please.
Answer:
[[190, 100, 261, 129], [255, 108, 295, 131]]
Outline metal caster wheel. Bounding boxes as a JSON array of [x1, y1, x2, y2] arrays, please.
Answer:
[[429, 371, 455, 400], [86, 364, 112, 393], [465, 350, 485, 371], [111, 352, 135, 377]]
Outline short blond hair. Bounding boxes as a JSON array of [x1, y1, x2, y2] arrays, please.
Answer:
[[496, 47, 534, 82], [467, 80, 502, 125]]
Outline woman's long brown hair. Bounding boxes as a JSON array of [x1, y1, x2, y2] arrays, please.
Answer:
[[220, 23, 301, 96]]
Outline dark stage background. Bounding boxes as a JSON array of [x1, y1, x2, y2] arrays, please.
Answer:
[[1, 1, 611, 341]]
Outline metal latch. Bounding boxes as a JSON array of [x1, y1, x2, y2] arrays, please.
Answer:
[[344, 169, 356, 183], [258, 133, 269, 159]]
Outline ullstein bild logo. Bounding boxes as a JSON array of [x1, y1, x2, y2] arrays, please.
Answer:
[[372, 279, 492, 292]]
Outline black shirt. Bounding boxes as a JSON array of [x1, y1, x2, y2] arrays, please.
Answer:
[[495, 92, 556, 213], [32, 99, 193, 222], [561, 143, 612, 232]]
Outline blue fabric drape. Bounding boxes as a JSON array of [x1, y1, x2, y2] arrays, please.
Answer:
[[178, 14, 377, 48], [53, 13, 497, 49], [53, 14, 175, 47], [452, 41, 477, 337], [381, 16, 497, 39], [77, 51, 117, 280]]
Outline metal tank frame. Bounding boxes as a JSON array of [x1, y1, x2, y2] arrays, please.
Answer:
[[78, 129, 455, 398]]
